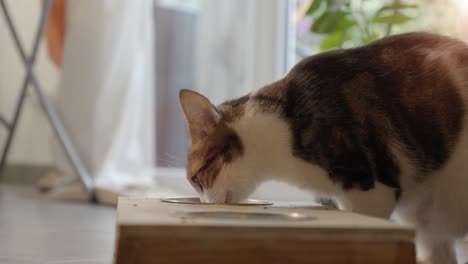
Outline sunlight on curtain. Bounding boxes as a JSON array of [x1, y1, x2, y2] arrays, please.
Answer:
[[195, 0, 287, 105], [46, 0, 156, 203]]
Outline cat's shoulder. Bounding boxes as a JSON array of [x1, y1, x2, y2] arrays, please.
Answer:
[[374, 31, 465, 46], [287, 32, 467, 79]]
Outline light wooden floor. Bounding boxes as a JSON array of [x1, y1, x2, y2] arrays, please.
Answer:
[[0, 184, 115, 264]]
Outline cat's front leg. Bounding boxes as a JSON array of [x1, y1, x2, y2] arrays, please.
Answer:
[[415, 232, 456, 264], [334, 182, 397, 218]]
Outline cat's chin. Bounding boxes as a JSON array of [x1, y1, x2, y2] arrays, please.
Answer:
[[223, 190, 245, 204], [201, 190, 245, 204], [199, 196, 209, 203]]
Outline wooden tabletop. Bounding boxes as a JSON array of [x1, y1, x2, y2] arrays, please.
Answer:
[[117, 197, 414, 242], [114, 197, 416, 264]]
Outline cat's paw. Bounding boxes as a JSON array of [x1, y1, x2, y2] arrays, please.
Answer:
[[416, 259, 430, 264]]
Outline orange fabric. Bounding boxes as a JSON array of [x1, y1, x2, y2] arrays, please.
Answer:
[[44, 0, 65, 67]]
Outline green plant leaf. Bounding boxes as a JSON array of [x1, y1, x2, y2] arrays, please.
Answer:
[[372, 14, 414, 25], [329, 0, 349, 10], [376, 4, 418, 15], [363, 32, 380, 44], [320, 31, 344, 50], [311, 11, 356, 34], [306, 0, 324, 16]]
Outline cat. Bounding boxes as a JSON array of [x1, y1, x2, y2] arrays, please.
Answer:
[[179, 32, 468, 264]]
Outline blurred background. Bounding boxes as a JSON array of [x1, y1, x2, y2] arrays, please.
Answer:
[[2, 0, 467, 203], [1, 0, 468, 262], [0, 0, 468, 200]]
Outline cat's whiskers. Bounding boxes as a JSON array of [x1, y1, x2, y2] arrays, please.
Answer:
[[158, 153, 186, 168]]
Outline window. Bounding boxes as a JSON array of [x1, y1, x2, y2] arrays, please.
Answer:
[[154, 0, 293, 169], [154, 1, 198, 169]]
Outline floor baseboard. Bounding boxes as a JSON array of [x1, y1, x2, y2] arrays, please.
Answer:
[[0, 164, 55, 185]]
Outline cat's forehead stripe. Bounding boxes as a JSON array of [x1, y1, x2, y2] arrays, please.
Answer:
[[187, 125, 244, 189]]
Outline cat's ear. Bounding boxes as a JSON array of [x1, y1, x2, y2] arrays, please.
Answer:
[[179, 89, 222, 142]]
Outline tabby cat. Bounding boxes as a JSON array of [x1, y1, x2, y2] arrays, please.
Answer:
[[179, 32, 468, 264]]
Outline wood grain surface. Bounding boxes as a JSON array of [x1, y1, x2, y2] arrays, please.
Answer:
[[114, 197, 415, 264]]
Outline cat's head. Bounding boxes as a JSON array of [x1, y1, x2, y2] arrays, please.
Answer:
[[179, 89, 261, 203]]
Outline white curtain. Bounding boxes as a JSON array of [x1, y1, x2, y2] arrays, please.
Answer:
[[44, 0, 312, 203], [195, 0, 287, 104], [46, 0, 156, 203]]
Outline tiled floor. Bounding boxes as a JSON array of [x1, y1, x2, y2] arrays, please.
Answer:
[[0, 185, 115, 264]]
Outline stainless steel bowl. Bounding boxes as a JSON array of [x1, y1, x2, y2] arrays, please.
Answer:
[[160, 196, 273, 206], [174, 211, 316, 221]]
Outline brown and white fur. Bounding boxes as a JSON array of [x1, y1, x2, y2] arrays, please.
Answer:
[[179, 32, 468, 264]]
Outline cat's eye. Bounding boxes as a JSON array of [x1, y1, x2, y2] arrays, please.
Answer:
[[191, 175, 203, 191]]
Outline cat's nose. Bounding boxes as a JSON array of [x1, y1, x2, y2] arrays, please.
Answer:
[[224, 191, 233, 203], [199, 195, 209, 203]]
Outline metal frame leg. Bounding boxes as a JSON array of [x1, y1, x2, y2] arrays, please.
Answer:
[[0, 0, 94, 200], [0, 115, 10, 129]]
